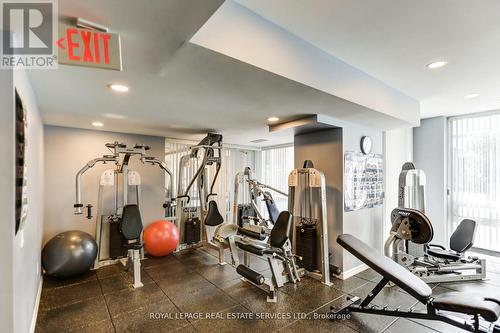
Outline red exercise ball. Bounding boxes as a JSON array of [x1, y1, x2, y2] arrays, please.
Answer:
[[144, 220, 179, 257]]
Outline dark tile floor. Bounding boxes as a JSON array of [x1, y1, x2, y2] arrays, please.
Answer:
[[36, 247, 500, 333]]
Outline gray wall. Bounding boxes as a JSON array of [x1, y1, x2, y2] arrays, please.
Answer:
[[413, 117, 448, 245], [0, 68, 45, 333], [43, 126, 166, 244], [294, 128, 343, 269]]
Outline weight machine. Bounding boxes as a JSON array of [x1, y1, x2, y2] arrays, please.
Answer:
[[233, 166, 287, 228], [74, 142, 174, 288], [174, 133, 225, 260], [288, 160, 333, 285], [384, 162, 486, 283]]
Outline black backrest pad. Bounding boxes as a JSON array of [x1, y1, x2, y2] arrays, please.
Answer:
[[337, 234, 432, 302], [204, 200, 224, 226], [270, 211, 292, 248], [264, 194, 280, 225], [121, 204, 143, 240], [450, 219, 477, 253]]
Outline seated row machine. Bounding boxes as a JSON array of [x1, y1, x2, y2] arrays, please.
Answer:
[[333, 232, 500, 333], [234, 211, 302, 302]]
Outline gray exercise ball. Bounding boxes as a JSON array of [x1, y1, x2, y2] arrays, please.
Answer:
[[42, 230, 97, 278]]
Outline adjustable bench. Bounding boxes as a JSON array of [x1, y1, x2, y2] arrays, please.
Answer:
[[333, 234, 500, 333]]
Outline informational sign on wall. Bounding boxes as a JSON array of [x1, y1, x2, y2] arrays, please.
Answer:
[[344, 151, 384, 212], [57, 24, 122, 71]]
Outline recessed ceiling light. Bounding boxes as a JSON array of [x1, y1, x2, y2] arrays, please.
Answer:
[[426, 61, 448, 69], [267, 117, 279, 122], [102, 112, 126, 119], [464, 93, 479, 99], [92, 121, 104, 127], [108, 84, 129, 92]]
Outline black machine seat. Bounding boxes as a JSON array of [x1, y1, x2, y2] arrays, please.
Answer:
[[204, 200, 224, 226], [426, 219, 477, 260], [237, 211, 293, 256], [450, 219, 476, 253], [238, 227, 266, 240], [269, 211, 292, 248], [433, 292, 500, 322], [426, 246, 461, 261], [337, 234, 432, 302], [237, 242, 267, 256], [121, 204, 143, 241]]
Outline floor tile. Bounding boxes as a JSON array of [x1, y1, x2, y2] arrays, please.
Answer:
[[144, 260, 193, 281], [96, 264, 128, 279], [191, 304, 270, 333], [383, 318, 438, 333], [99, 270, 154, 294], [169, 284, 238, 314], [157, 271, 214, 296], [36, 295, 110, 333], [197, 263, 242, 287], [42, 270, 98, 289], [330, 275, 369, 294], [39, 279, 102, 311], [113, 299, 187, 333], [355, 268, 381, 282], [104, 282, 168, 317]]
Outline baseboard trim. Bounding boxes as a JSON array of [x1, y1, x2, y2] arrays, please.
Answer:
[[30, 276, 43, 333], [339, 263, 368, 280]]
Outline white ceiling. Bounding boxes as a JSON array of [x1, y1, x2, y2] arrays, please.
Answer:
[[236, 0, 500, 118], [26, 0, 500, 146]]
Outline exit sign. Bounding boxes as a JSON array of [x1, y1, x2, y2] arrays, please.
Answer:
[[57, 24, 122, 71]]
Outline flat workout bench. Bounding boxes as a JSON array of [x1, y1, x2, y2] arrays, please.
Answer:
[[333, 234, 500, 333]]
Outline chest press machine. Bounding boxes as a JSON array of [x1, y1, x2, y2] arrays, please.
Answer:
[[333, 229, 500, 333], [174, 133, 225, 261], [233, 166, 287, 230], [74, 142, 174, 288]]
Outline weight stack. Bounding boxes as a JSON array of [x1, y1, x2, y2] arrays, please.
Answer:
[[185, 217, 201, 244], [237, 204, 256, 227], [296, 224, 317, 271]]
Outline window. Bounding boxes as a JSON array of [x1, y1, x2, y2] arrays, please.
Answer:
[[165, 139, 257, 222], [450, 114, 500, 252], [260, 145, 294, 213]]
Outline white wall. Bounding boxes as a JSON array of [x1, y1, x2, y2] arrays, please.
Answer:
[[0, 68, 45, 333], [0, 62, 15, 333], [43, 126, 167, 244], [413, 117, 448, 245], [191, 0, 420, 127], [13, 70, 45, 333], [342, 124, 384, 273], [383, 128, 413, 236]]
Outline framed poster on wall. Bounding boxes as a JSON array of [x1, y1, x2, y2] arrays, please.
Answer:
[[344, 151, 384, 212], [15, 90, 28, 234]]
